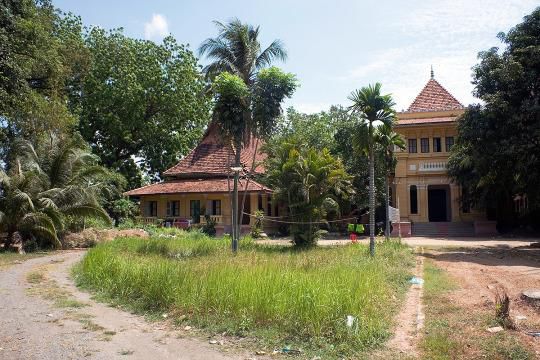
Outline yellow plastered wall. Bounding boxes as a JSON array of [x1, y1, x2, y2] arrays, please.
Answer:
[[394, 109, 485, 223]]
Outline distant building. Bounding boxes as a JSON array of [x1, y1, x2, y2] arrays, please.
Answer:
[[125, 122, 278, 235], [392, 71, 496, 236]]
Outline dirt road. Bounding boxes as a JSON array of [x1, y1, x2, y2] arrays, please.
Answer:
[[0, 251, 246, 360]]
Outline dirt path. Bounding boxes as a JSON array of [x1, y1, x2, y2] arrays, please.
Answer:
[[387, 248, 425, 357], [0, 251, 247, 360], [424, 245, 540, 356]]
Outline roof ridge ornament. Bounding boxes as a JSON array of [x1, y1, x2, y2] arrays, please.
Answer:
[[430, 65, 434, 79]]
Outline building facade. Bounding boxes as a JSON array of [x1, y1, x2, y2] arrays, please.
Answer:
[[125, 122, 278, 235], [392, 74, 495, 236]]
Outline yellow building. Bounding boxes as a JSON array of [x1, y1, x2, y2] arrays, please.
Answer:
[[125, 122, 278, 235], [392, 73, 496, 236]]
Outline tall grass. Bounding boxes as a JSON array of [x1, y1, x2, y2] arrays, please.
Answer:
[[74, 233, 414, 357]]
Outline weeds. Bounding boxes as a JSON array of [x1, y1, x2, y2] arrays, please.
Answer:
[[74, 234, 414, 358]]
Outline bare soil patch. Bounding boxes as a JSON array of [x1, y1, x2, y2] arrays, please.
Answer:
[[424, 245, 540, 358]]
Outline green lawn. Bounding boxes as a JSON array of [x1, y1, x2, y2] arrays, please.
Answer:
[[74, 231, 414, 358]]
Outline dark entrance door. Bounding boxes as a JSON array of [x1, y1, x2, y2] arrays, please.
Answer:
[[428, 189, 447, 222]]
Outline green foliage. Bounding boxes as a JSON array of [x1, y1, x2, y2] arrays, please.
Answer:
[[75, 235, 414, 358], [199, 18, 287, 84], [0, 134, 113, 249], [75, 29, 211, 187], [252, 67, 298, 137], [250, 210, 264, 238], [110, 198, 139, 226], [264, 138, 354, 246], [0, 1, 87, 161], [201, 215, 217, 237], [447, 7, 540, 227]]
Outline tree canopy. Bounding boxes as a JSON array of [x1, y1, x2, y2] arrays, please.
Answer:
[[447, 7, 540, 227], [75, 29, 211, 187]]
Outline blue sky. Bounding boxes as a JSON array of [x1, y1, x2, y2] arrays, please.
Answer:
[[55, 0, 537, 113]]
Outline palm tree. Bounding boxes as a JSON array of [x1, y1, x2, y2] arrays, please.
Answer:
[[264, 138, 354, 247], [374, 125, 405, 240], [199, 19, 288, 251], [199, 19, 287, 85], [348, 83, 396, 256], [0, 135, 112, 250]]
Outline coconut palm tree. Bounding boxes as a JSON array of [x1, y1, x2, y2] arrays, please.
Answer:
[[374, 125, 405, 240], [199, 19, 290, 251], [199, 18, 287, 85], [348, 83, 396, 256], [0, 135, 112, 250]]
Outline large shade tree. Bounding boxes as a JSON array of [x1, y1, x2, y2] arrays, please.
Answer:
[[200, 19, 296, 250], [1, 0, 87, 166], [348, 83, 396, 256], [447, 7, 540, 228], [74, 29, 211, 188]]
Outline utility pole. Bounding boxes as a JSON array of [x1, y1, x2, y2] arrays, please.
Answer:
[[231, 166, 242, 253]]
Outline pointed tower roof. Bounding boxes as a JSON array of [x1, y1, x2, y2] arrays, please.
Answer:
[[162, 121, 266, 178], [406, 77, 464, 113]]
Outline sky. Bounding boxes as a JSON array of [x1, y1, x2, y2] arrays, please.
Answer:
[[54, 0, 538, 113]]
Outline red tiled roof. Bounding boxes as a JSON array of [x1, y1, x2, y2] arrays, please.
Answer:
[[407, 78, 464, 112], [396, 116, 456, 126], [163, 122, 266, 178], [125, 178, 271, 196]]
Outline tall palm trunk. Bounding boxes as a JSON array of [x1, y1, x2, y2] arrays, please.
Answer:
[[385, 173, 390, 241], [369, 139, 375, 257]]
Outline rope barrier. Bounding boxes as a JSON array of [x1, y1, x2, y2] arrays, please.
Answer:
[[242, 212, 360, 225]]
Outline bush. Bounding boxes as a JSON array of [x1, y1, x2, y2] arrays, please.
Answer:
[[201, 215, 216, 237], [250, 210, 264, 238]]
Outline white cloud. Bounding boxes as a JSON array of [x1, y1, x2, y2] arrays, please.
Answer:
[[144, 14, 169, 40], [333, 0, 537, 110]]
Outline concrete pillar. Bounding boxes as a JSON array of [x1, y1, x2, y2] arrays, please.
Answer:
[[418, 184, 428, 222], [395, 179, 408, 220], [249, 193, 258, 226]]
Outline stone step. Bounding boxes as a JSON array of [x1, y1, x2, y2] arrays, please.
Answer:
[[412, 222, 474, 237]]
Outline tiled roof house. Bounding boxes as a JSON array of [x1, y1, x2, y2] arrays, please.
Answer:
[[126, 121, 276, 234]]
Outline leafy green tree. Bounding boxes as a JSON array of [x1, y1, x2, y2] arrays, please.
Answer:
[[74, 28, 211, 188], [348, 83, 396, 256], [0, 133, 112, 250], [264, 137, 354, 247], [274, 106, 345, 151], [110, 198, 139, 227], [1, 1, 88, 164], [447, 7, 540, 228], [200, 19, 295, 250]]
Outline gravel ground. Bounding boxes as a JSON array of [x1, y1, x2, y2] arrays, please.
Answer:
[[0, 251, 247, 360]]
